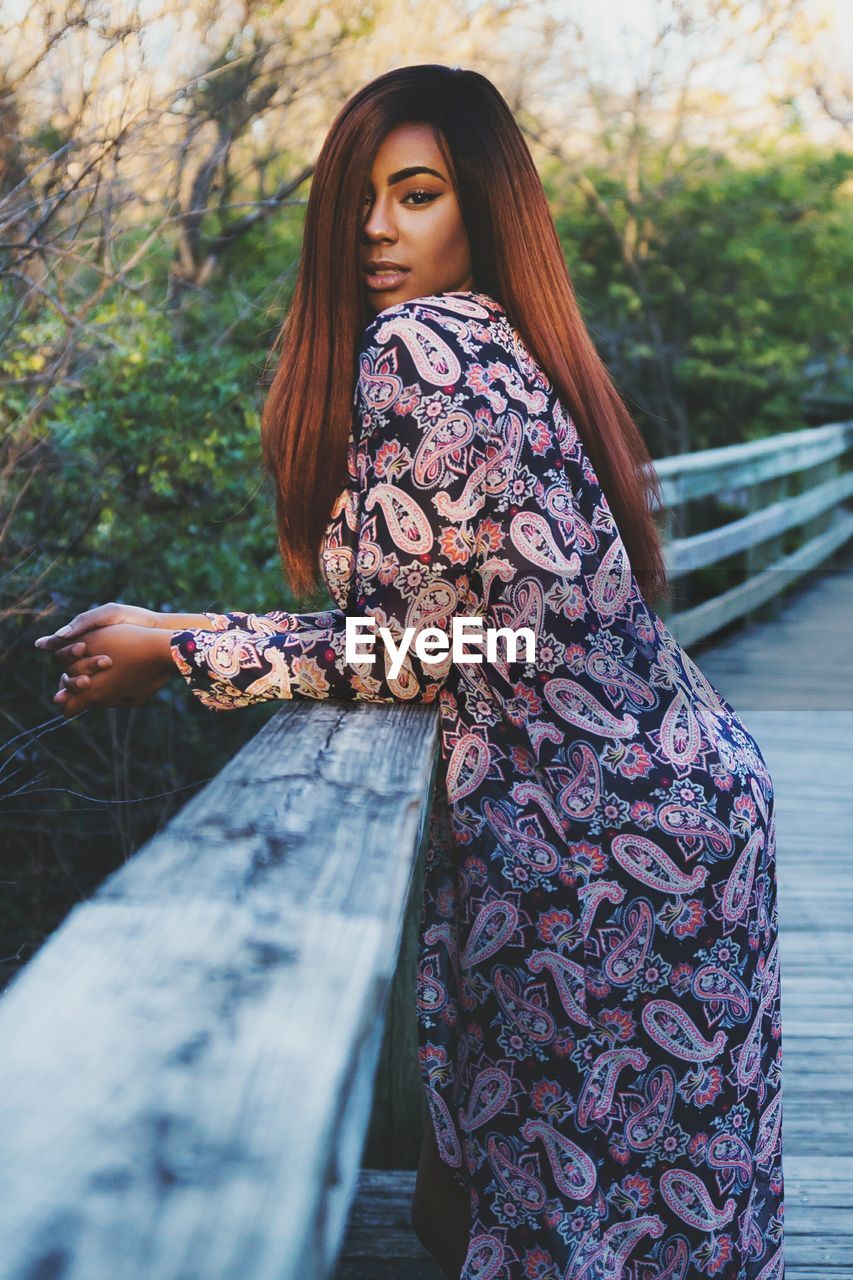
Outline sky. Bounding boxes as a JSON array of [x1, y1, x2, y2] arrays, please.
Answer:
[[507, 0, 851, 144], [2, 0, 850, 145]]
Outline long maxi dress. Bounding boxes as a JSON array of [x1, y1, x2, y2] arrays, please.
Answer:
[[169, 289, 784, 1280]]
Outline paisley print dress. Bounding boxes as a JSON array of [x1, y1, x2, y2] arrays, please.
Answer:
[[169, 290, 784, 1280]]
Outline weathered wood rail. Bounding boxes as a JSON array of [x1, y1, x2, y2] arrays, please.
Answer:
[[0, 702, 440, 1280], [656, 419, 853, 646], [2, 422, 851, 1278]]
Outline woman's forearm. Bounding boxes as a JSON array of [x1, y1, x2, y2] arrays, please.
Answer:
[[155, 611, 215, 630], [154, 628, 184, 679]]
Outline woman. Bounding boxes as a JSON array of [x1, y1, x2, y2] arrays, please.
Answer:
[[35, 65, 783, 1280]]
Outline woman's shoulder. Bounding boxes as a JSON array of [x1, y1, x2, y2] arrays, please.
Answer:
[[354, 291, 506, 430], [358, 289, 503, 360]]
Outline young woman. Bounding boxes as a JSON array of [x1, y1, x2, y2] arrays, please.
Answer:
[[35, 64, 783, 1280]]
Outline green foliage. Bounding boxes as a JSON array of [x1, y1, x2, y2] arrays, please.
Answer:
[[547, 143, 853, 455], [10, 315, 254, 616], [5, 211, 317, 623]]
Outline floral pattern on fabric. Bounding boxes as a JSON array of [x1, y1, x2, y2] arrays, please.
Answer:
[[170, 290, 783, 1280]]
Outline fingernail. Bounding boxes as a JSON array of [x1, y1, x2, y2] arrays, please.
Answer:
[[34, 638, 46, 647], [98, 657, 111, 668], [56, 625, 72, 636]]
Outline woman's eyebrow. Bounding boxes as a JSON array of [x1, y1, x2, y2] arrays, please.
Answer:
[[386, 165, 447, 185]]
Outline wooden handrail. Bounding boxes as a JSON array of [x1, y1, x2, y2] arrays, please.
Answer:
[[654, 420, 853, 646], [652, 420, 853, 505], [665, 473, 853, 576], [0, 700, 441, 1280]]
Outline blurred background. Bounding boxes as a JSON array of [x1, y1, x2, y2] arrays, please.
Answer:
[[1, 0, 851, 990]]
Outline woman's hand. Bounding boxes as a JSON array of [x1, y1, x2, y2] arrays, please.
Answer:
[[34, 599, 166, 660], [34, 601, 212, 678], [48, 624, 178, 718]]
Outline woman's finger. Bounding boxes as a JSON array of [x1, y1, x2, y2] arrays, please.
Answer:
[[35, 620, 86, 648], [58, 654, 109, 691], [55, 688, 84, 717], [53, 680, 92, 714], [35, 604, 120, 650], [52, 639, 89, 664], [59, 654, 111, 680], [46, 634, 116, 671], [53, 681, 133, 715]]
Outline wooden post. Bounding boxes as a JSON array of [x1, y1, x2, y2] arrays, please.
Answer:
[[745, 472, 790, 626], [362, 756, 438, 1169]]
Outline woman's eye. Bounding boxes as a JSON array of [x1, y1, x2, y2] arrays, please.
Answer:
[[360, 190, 438, 211]]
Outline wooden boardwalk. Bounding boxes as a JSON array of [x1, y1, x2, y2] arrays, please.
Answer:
[[697, 544, 853, 1277], [334, 544, 853, 1279]]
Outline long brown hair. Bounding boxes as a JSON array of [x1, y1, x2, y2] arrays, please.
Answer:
[[261, 64, 668, 606]]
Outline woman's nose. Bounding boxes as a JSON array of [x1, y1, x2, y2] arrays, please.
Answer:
[[362, 203, 396, 242]]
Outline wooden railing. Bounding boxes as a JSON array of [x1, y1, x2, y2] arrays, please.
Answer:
[[0, 420, 851, 1279], [0, 700, 440, 1280], [656, 420, 853, 647]]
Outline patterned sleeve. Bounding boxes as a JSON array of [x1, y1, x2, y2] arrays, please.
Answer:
[[168, 304, 519, 711], [196, 611, 267, 632]]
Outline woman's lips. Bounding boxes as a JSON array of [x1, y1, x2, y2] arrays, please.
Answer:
[[363, 267, 409, 291]]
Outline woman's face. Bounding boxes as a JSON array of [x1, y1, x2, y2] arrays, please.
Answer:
[[360, 122, 475, 314]]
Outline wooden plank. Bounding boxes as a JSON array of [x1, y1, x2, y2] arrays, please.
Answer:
[[685, 545, 853, 709], [667, 510, 853, 646], [665, 471, 853, 575], [653, 419, 853, 505], [735, 705, 852, 1267], [0, 699, 441, 1280], [332, 1171, 442, 1280], [362, 773, 435, 1168], [785, 1159, 853, 1183], [788, 1184, 853, 1207]]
